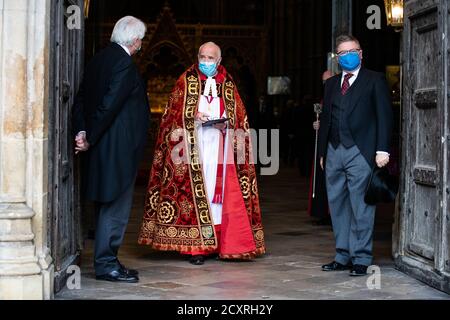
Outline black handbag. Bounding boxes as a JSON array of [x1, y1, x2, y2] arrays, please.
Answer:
[[364, 166, 399, 205]]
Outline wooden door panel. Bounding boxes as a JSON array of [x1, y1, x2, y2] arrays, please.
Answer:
[[49, 0, 84, 293], [446, 1, 450, 275], [409, 185, 436, 260], [405, 2, 440, 261], [396, 0, 450, 294]]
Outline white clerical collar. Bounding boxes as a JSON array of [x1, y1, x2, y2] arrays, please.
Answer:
[[203, 77, 218, 98], [343, 66, 361, 78], [119, 43, 131, 56]]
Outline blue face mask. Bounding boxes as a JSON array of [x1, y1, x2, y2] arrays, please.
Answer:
[[338, 52, 361, 71], [199, 61, 218, 77]]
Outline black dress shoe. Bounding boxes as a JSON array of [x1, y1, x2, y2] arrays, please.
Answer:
[[96, 269, 139, 283], [211, 253, 220, 261], [189, 255, 205, 265], [118, 260, 139, 276], [322, 261, 352, 271], [349, 264, 368, 276]]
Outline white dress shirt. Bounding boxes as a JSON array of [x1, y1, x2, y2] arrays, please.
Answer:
[[118, 43, 131, 56], [340, 67, 389, 157], [340, 67, 360, 87]]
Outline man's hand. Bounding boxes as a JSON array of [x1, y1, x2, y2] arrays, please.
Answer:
[[313, 120, 320, 131], [376, 153, 389, 168], [75, 132, 90, 154], [195, 112, 209, 123], [213, 122, 227, 132], [320, 157, 324, 170]]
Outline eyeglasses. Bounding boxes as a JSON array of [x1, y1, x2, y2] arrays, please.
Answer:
[[336, 49, 361, 57]]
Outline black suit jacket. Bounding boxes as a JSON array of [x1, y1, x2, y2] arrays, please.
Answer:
[[318, 68, 393, 167], [72, 43, 150, 202]]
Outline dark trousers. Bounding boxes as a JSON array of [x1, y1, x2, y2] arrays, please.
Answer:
[[94, 175, 136, 276], [325, 144, 376, 266]]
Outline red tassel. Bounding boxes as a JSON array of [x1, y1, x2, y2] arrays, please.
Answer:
[[213, 194, 222, 204], [212, 99, 226, 205], [213, 132, 225, 204]]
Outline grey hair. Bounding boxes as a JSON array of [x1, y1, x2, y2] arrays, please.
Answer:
[[335, 34, 361, 52], [198, 42, 222, 58], [110, 16, 146, 46]]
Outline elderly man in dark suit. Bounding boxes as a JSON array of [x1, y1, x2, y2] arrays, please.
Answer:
[[72, 16, 150, 283], [318, 35, 393, 276]]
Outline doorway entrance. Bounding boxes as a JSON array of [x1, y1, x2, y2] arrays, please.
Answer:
[[47, 0, 449, 296]]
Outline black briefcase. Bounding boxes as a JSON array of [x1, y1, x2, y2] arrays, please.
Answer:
[[364, 167, 399, 205]]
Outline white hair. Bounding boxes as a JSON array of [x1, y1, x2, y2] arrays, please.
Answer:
[[110, 16, 146, 46]]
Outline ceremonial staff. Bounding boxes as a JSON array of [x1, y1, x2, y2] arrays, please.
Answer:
[[312, 102, 323, 198]]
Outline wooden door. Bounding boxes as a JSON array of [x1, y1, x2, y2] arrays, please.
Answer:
[[48, 0, 84, 293], [395, 0, 449, 294]]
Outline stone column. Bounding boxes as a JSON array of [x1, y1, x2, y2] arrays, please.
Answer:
[[0, 0, 53, 300]]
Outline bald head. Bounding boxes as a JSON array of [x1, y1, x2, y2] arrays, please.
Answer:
[[198, 42, 222, 64]]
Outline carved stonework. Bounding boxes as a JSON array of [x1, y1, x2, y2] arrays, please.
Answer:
[[0, 0, 53, 300]]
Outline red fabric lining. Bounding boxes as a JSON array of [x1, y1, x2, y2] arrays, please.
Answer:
[[220, 136, 257, 255]]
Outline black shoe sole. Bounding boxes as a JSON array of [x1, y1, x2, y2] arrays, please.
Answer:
[[96, 276, 139, 283], [122, 269, 139, 276], [189, 258, 205, 265], [349, 272, 368, 277], [322, 264, 352, 271], [322, 268, 351, 271]]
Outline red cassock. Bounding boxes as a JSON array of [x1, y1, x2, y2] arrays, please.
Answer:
[[138, 64, 265, 259]]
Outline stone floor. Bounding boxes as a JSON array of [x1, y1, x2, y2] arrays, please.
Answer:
[[56, 166, 450, 300]]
